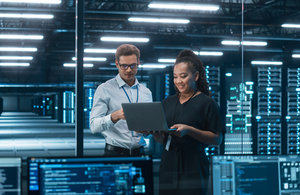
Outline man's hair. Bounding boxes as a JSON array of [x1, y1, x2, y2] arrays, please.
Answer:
[[115, 44, 140, 62]]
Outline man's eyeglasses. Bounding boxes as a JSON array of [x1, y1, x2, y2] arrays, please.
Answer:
[[118, 63, 138, 70]]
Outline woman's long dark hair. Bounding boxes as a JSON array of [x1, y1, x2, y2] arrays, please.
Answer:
[[174, 49, 211, 97]]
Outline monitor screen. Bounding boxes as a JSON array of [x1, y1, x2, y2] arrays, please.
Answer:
[[28, 155, 153, 195], [212, 155, 300, 195], [0, 157, 22, 195]]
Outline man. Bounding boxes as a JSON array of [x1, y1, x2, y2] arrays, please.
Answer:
[[90, 44, 153, 156]]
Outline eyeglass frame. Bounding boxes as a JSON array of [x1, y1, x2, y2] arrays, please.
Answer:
[[117, 62, 139, 70]]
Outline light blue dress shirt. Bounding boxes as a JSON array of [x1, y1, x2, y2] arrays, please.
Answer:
[[90, 74, 153, 149]]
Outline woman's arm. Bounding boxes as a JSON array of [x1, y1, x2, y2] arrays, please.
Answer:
[[170, 124, 223, 145]]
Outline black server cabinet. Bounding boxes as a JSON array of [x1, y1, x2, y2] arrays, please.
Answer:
[[257, 67, 282, 155]]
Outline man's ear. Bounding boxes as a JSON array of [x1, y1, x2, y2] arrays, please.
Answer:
[[115, 60, 119, 68]]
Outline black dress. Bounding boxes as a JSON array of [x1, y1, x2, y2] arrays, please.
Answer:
[[159, 93, 225, 195]]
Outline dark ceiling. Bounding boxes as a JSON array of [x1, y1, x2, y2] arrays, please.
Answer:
[[0, 0, 300, 90]]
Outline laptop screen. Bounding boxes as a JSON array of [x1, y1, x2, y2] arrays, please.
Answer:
[[212, 155, 300, 195], [0, 157, 22, 195], [28, 155, 153, 195]]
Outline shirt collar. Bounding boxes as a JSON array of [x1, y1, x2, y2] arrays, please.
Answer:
[[116, 74, 139, 88]]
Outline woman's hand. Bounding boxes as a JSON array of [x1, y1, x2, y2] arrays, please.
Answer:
[[170, 124, 191, 138], [168, 124, 223, 145]]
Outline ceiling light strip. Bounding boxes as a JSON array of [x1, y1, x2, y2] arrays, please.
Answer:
[[140, 65, 167, 69], [0, 0, 61, 3], [158, 59, 176, 63], [128, 17, 189, 24], [148, 3, 219, 11], [221, 41, 240, 45], [281, 24, 300, 28], [0, 35, 43, 40], [100, 37, 149, 42], [0, 14, 54, 19], [199, 51, 223, 56], [0, 63, 30, 66], [221, 40, 267, 46], [193, 51, 223, 56], [0, 47, 37, 52], [251, 61, 283, 65], [242, 41, 267, 46], [72, 57, 107, 61], [292, 54, 300, 58], [0, 56, 33, 60], [63, 63, 94, 67], [84, 49, 116, 53]]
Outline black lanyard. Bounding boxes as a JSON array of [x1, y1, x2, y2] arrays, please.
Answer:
[[172, 90, 197, 125], [122, 85, 139, 103]]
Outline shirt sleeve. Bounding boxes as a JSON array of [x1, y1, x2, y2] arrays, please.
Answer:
[[90, 85, 114, 134], [147, 88, 153, 102]]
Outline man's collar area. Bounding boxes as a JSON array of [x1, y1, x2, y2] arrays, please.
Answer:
[[116, 74, 139, 88]]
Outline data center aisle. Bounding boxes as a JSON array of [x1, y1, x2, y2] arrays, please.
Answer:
[[0, 112, 105, 157]]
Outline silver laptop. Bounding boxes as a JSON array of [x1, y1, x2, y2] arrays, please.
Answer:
[[122, 102, 176, 131]]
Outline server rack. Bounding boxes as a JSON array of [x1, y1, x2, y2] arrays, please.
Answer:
[[63, 91, 75, 123], [0, 97, 3, 115], [257, 67, 282, 154], [45, 96, 52, 116], [287, 68, 300, 154], [205, 65, 221, 156], [225, 81, 254, 154], [51, 94, 58, 119], [84, 88, 95, 129], [149, 68, 174, 102], [32, 97, 39, 114], [38, 97, 44, 116]]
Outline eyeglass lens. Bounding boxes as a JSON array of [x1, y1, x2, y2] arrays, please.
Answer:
[[120, 63, 137, 69]]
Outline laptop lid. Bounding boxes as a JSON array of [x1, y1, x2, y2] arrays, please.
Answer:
[[122, 102, 175, 131]]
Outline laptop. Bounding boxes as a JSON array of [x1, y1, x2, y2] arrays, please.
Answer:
[[122, 102, 176, 131]]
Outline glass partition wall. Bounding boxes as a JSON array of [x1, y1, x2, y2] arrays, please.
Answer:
[[1, 0, 300, 195]]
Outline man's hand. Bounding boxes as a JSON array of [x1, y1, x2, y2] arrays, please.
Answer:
[[150, 131, 165, 144], [111, 108, 125, 123]]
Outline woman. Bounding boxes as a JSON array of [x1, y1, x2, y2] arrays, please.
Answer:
[[152, 49, 225, 195]]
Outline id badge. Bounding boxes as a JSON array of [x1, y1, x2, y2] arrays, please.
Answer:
[[165, 134, 172, 151]]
